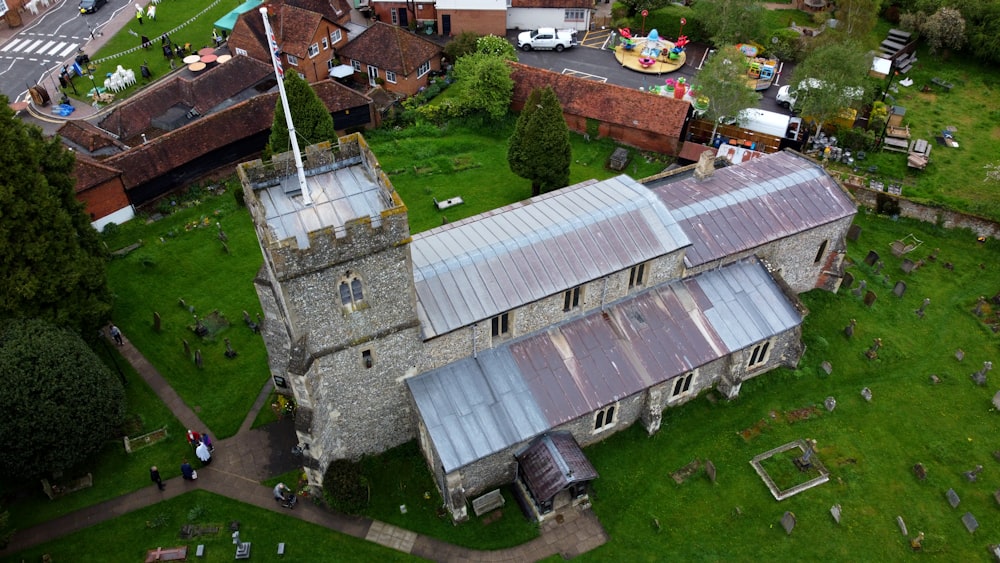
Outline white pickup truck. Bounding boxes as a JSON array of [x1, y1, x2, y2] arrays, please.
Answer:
[[517, 28, 578, 52]]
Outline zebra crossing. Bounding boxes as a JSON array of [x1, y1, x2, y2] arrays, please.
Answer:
[[1, 34, 83, 62]]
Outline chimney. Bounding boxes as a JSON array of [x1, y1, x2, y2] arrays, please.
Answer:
[[693, 150, 716, 181]]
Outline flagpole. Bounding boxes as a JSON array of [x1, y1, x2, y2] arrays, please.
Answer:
[[260, 7, 312, 206]]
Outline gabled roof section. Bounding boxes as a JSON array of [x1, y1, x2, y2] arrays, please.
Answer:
[[516, 432, 598, 501], [57, 120, 126, 155], [274, 5, 324, 58], [410, 175, 690, 339], [337, 22, 441, 75], [408, 259, 802, 472], [510, 63, 688, 137], [285, 0, 350, 22], [647, 151, 857, 267], [230, 1, 347, 63], [72, 154, 122, 193]]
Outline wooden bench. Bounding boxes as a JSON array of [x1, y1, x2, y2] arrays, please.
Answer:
[[145, 546, 188, 562], [882, 136, 909, 153], [931, 77, 953, 90]]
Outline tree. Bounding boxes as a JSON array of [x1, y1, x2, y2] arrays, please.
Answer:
[[0, 99, 111, 335], [507, 86, 571, 196], [476, 34, 518, 61], [835, 0, 880, 39], [443, 31, 481, 63], [0, 318, 126, 481], [691, 0, 766, 46], [451, 52, 515, 120], [789, 42, 872, 135], [266, 72, 336, 157], [695, 45, 762, 139], [922, 7, 967, 54], [965, 0, 1000, 65]]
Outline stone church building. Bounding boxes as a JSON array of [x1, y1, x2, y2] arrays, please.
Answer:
[[239, 135, 856, 522]]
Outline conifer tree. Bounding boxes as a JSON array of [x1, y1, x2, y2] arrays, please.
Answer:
[[507, 86, 571, 196], [267, 72, 336, 157]]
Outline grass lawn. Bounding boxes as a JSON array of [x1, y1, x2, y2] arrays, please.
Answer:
[[0, 491, 414, 563]]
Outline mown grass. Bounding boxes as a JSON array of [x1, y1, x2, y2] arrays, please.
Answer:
[[0, 491, 414, 563]]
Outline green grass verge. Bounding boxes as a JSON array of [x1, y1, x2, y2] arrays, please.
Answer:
[[0, 490, 415, 563]]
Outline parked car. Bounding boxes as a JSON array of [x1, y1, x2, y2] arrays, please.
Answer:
[[79, 0, 107, 14], [517, 28, 578, 52]]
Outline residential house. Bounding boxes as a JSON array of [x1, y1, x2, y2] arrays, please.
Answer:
[[432, 0, 506, 36], [506, 0, 592, 31], [241, 134, 856, 524], [58, 121, 133, 229], [367, 0, 591, 36], [228, 0, 352, 84], [337, 22, 442, 95]]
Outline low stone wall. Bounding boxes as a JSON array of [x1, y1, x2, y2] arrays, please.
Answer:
[[846, 183, 1000, 240]]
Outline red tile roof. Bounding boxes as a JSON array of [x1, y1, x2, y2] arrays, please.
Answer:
[[229, 1, 347, 64], [72, 154, 122, 193], [57, 120, 127, 154], [337, 22, 441, 76], [509, 62, 688, 137]]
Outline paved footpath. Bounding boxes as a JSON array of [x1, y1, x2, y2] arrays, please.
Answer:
[[3, 330, 608, 561]]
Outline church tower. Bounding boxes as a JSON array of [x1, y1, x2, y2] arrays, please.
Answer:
[[239, 136, 422, 487]]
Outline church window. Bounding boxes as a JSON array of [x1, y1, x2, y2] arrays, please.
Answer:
[[748, 340, 772, 369], [814, 239, 829, 264], [491, 312, 510, 339], [671, 371, 695, 398], [339, 273, 364, 311], [628, 263, 647, 289], [563, 286, 582, 312], [361, 349, 373, 369], [594, 403, 617, 432]]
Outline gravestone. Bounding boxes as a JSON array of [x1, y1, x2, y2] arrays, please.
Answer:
[[994, 490, 1000, 507], [972, 361, 993, 386], [944, 262, 954, 270], [821, 361, 833, 375], [670, 459, 702, 484], [217, 228, 227, 242], [794, 439, 817, 471], [221, 242, 230, 254], [224, 338, 237, 359], [993, 391, 1000, 410], [861, 387, 873, 402], [947, 488, 960, 508], [990, 544, 1000, 562], [910, 531, 924, 551], [873, 260, 884, 275], [153, 312, 161, 332], [194, 317, 209, 337], [841, 272, 854, 290], [893, 281, 906, 298], [824, 396, 837, 411], [956, 349, 965, 362], [195, 349, 203, 369], [705, 459, 716, 483], [846, 225, 861, 242], [780, 511, 796, 535], [913, 463, 926, 481], [178, 298, 186, 309], [915, 298, 930, 318], [964, 465, 984, 482], [930, 374, 941, 384], [864, 291, 877, 308], [962, 512, 978, 534], [864, 250, 879, 266], [928, 247, 940, 262], [830, 504, 841, 524], [865, 339, 881, 360], [852, 280, 867, 298], [896, 515, 907, 535], [844, 319, 856, 339], [901, 259, 916, 273], [183, 339, 190, 358], [974, 296, 987, 317]]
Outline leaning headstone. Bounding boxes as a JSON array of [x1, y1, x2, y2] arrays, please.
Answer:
[[846, 225, 861, 242], [861, 387, 873, 402], [852, 280, 867, 298], [896, 515, 908, 536], [913, 463, 927, 480], [993, 391, 1000, 410], [956, 349, 965, 362], [195, 349, 203, 369], [947, 488, 960, 508], [901, 259, 916, 273], [824, 396, 837, 411], [781, 511, 796, 535], [183, 339, 190, 358], [830, 504, 841, 524], [962, 512, 979, 534], [821, 361, 833, 375], [864, 290, 877, 308], [964, 465, 984, 482], [893, 281, 906, 298], [864, 250, 879, 266], [705, 459, 716, 483], [915, 298, 930, 318], [841, 272, 854, 290], [153, 311, 161, 332]]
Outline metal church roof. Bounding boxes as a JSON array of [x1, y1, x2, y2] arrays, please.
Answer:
[[407, 259, 800, 473], [409, 175, 691, 339], [646, 151, 856, 267]]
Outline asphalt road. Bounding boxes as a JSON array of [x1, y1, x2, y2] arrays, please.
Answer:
[[0, 0, 127, 103], [507, 30, 795, 116]]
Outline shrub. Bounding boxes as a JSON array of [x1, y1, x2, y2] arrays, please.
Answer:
[[102, 222, 120, 237], [322, 458, 370, 514]]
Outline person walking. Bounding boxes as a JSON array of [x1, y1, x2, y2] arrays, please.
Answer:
[[135, 4, 143, 25], [150, 466, 165, 490], [110, 324, 124, 346], [195, 440, 212, 465]]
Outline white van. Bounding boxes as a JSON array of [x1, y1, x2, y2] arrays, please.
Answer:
[[776, 78, 864, 111], [736, 108, 803, 140]]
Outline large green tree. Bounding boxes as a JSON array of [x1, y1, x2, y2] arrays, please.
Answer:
[[267, 72, 336, 157], [696, 45, 762, 139], [507, 86, 571, 196], [451, 52, 515, 121], [691, 0, 765, 46], [835, 0, 880, 39], [789, 42, 872, 135], [0, 318, 126, 481], [0, 99, 111, 335]]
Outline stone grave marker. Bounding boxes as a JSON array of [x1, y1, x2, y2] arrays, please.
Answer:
[[861, 387, 873, 402], [670, 459, 701, 484], [994, 490, 1000, 507], [183, 339, 190, 358], [780, 511, 796, 535], [844, 319, 856, 339], [964, 465, 984, 482], [224, 338, 237, 359], [972, 361, 993, 386], [893, 281, 906, 298], [947, 488, 960, 508], [865, 339, 881, 360], [990, 544, 1000, 562], [195, 349, 203, 369], [896, 515, 908, 535], [915, 298, 930, 318], [864, 250, 879, 266], [822, 361, 833, 375], [846, 225, 861, 242], [910, 531, 924, 551], [178, 297, 187, 309], [874, 260, 884, 275], [930, 374, 941, 385], [705, 459, 716, 483], [993, 391, 1000, 410], [841, 272, 854, 290], [962, 512, 979, 534], [913, 463, 927, 481], [901, 259, 916, 273], [824, 396, 837, 411], [974, 296, 987, 317], [864, 290, 877, 308], [153, 311, 161, 332], [956, 349, 965, 362], [830, 504, 841, 524], [852, 280, 867, 298]]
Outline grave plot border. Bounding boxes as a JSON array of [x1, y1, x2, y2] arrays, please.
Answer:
[[750, 439, 830, 501]]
